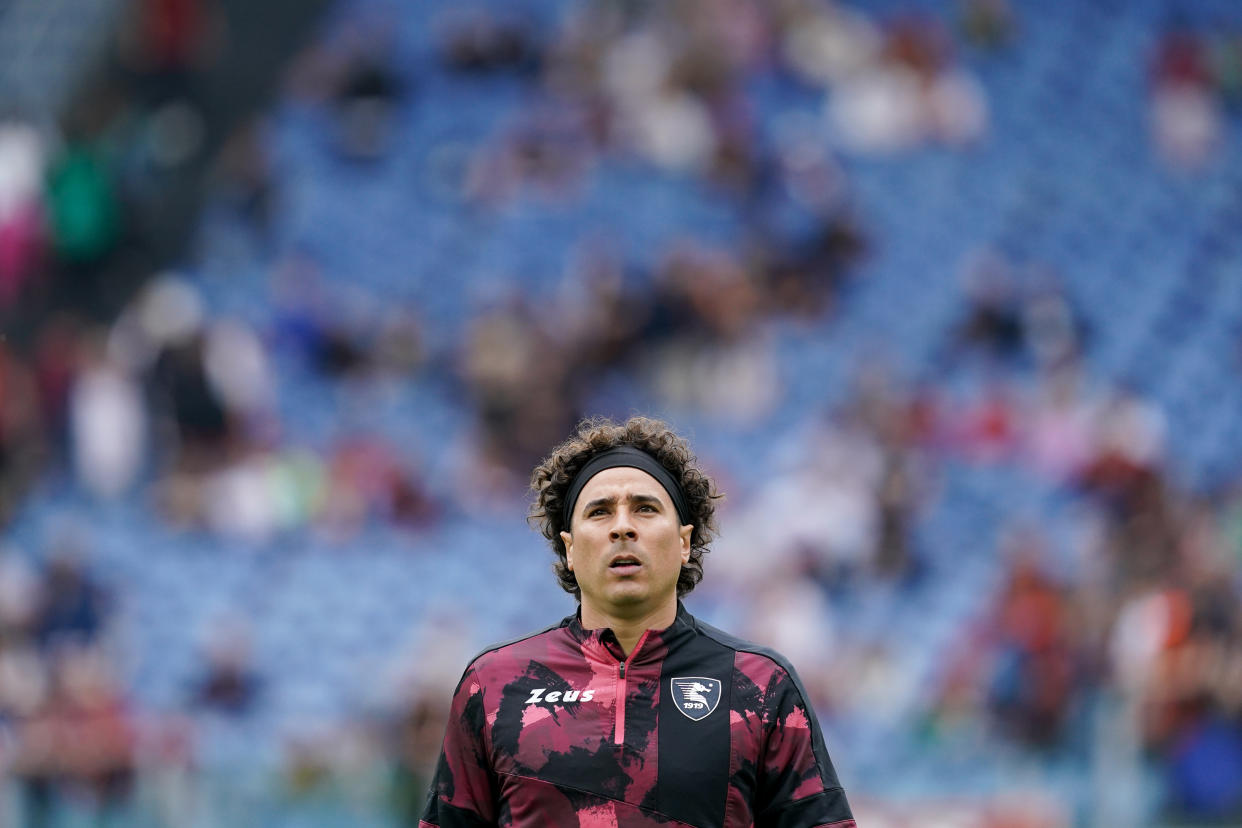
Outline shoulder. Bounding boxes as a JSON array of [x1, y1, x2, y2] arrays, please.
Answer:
[[689, 616, 817, 719], [691, 617, 803, 684], [454, 617, 571, 688]]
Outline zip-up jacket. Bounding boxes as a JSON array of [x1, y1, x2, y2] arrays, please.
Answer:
[[421, 603, 855, 827]]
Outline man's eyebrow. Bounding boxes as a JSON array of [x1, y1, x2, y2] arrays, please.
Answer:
[[628, 493, 664, 507], [581, 495, 618, 514], [580, 492, 665, 513]]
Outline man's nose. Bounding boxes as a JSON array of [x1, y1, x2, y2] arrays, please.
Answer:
[[609, 514, 637, 541]]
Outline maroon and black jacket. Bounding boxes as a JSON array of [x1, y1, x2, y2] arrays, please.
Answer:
[[421, 603, 856, 827]]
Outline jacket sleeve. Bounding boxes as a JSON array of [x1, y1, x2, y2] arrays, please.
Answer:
[[753, 663, 855, 828], [420, 667, 499, 828]]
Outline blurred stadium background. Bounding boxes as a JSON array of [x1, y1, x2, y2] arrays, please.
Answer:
[[2, 0, 1242, 825]]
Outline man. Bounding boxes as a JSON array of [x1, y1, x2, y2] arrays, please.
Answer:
[[421, 416, 856, 827]]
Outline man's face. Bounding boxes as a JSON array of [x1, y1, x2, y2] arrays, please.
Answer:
[[560, 467, 693, 621]]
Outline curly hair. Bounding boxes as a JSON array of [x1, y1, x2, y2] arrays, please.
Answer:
[[529, 416, 721, 601]]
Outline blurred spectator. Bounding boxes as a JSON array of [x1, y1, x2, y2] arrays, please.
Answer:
[[714, 378, 931, 591], [956, 380, 1018, 463], [319, 435, 439, 535], [1023, 365, 1097, 481], [0, 547, 40, 638], [984, 532, 1083, 750], [781, 0, 881, 88], [32, 313, 84, 454], [1152, 21, 1213, 98], [0, 343, 45, 524], [202, 317, 276, 422], [744, 572, 839, 710], [211, 119, 275, 237], [948, 249, 1024, 366], [905, 380, 947, 450], [959, 0, 1016, 50], [69, 331, 147, 499], [439, 9, 543, 76], [554, 240, 650, 373], [116, 275, 239, 470], [371, 308, 426, 377], [852, 374, 930, 582], [1077, 386, 1167, 514], [0, 548, 45, 736], [271, 264, 425, 382], [313, 321, 371, 378], [460, 299, 579, 474], [542, 0, 770, 179], [1213, 33, 1242, 110], [35, 544, 110, 653], [826, 14, 988, 152], [283, 9, 406, 161], [1150, 23, 1221, 168], [875, 442, 919, 578], [752, 191, 867, 319], [198, 445, 282, 539], [44, 137, 122, 268], [114, 0, 220, 172], [120, 0, 218, 88], [709, 412, 881, 592], [1167, 715, 1242, 820], [388, 692, 450, 825], [153, 332, 231, 457], [643, 242, 781, 422], [109, 272, 202, 371], [653, 242, 765, 343], [465, 105, 595, 205], [0, 118, 48, 309], [1020, 275, 1088, 370], [156, 443, 327, 537], [1115, 565, 1242, 820], [192, 620, 261, 717], [1222, 484, 1242, 569], [11, 647, 136, 827], [1150, 80, 1219, 169], [333, 44, 404, 162], [946, 252, 1090, 374]]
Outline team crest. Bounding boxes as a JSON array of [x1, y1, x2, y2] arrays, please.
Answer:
[[670, 677, 721, 721]]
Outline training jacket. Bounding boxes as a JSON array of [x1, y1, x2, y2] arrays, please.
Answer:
[[421, 603, 855, 828]]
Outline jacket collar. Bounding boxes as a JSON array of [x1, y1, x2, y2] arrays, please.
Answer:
[[563, 598, 700, 665]]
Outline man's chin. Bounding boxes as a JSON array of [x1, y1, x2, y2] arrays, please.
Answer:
[[604, 587, 649, 606], [596, 582, 666, 613]]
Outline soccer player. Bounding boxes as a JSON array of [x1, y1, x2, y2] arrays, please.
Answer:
[[421, 416, 856, 827]]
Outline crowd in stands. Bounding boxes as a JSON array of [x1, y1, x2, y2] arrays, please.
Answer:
[[920, 265, 1242, 819], [2, 0, 1242, 825], [0, 0, 225, 522], [0, 532, 133, 825], [694, 222, 1242, 820]]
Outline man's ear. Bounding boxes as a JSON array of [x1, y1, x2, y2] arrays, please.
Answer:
[[680, 524, 692, 564], [560, 531, 574, 571]]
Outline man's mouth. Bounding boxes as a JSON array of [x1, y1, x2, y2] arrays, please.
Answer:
[[608, 555, 642, 574]]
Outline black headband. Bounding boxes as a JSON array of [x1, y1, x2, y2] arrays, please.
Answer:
[[562, 446, 691, 529]]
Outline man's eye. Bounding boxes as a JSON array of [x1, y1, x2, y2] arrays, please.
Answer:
[[588, 508, 607, 517], [638, 504, 656, 512]]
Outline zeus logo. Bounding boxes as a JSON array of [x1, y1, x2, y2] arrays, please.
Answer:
[[524, 687, 595, 705]]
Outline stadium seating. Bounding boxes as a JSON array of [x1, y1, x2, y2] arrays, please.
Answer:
[[8, 0, 1242, 821]]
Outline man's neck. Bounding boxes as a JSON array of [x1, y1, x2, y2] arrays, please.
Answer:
[[579, 600, 678, 656]]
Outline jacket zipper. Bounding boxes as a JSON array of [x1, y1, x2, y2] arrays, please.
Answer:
[[614, 630, 649, 746]]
